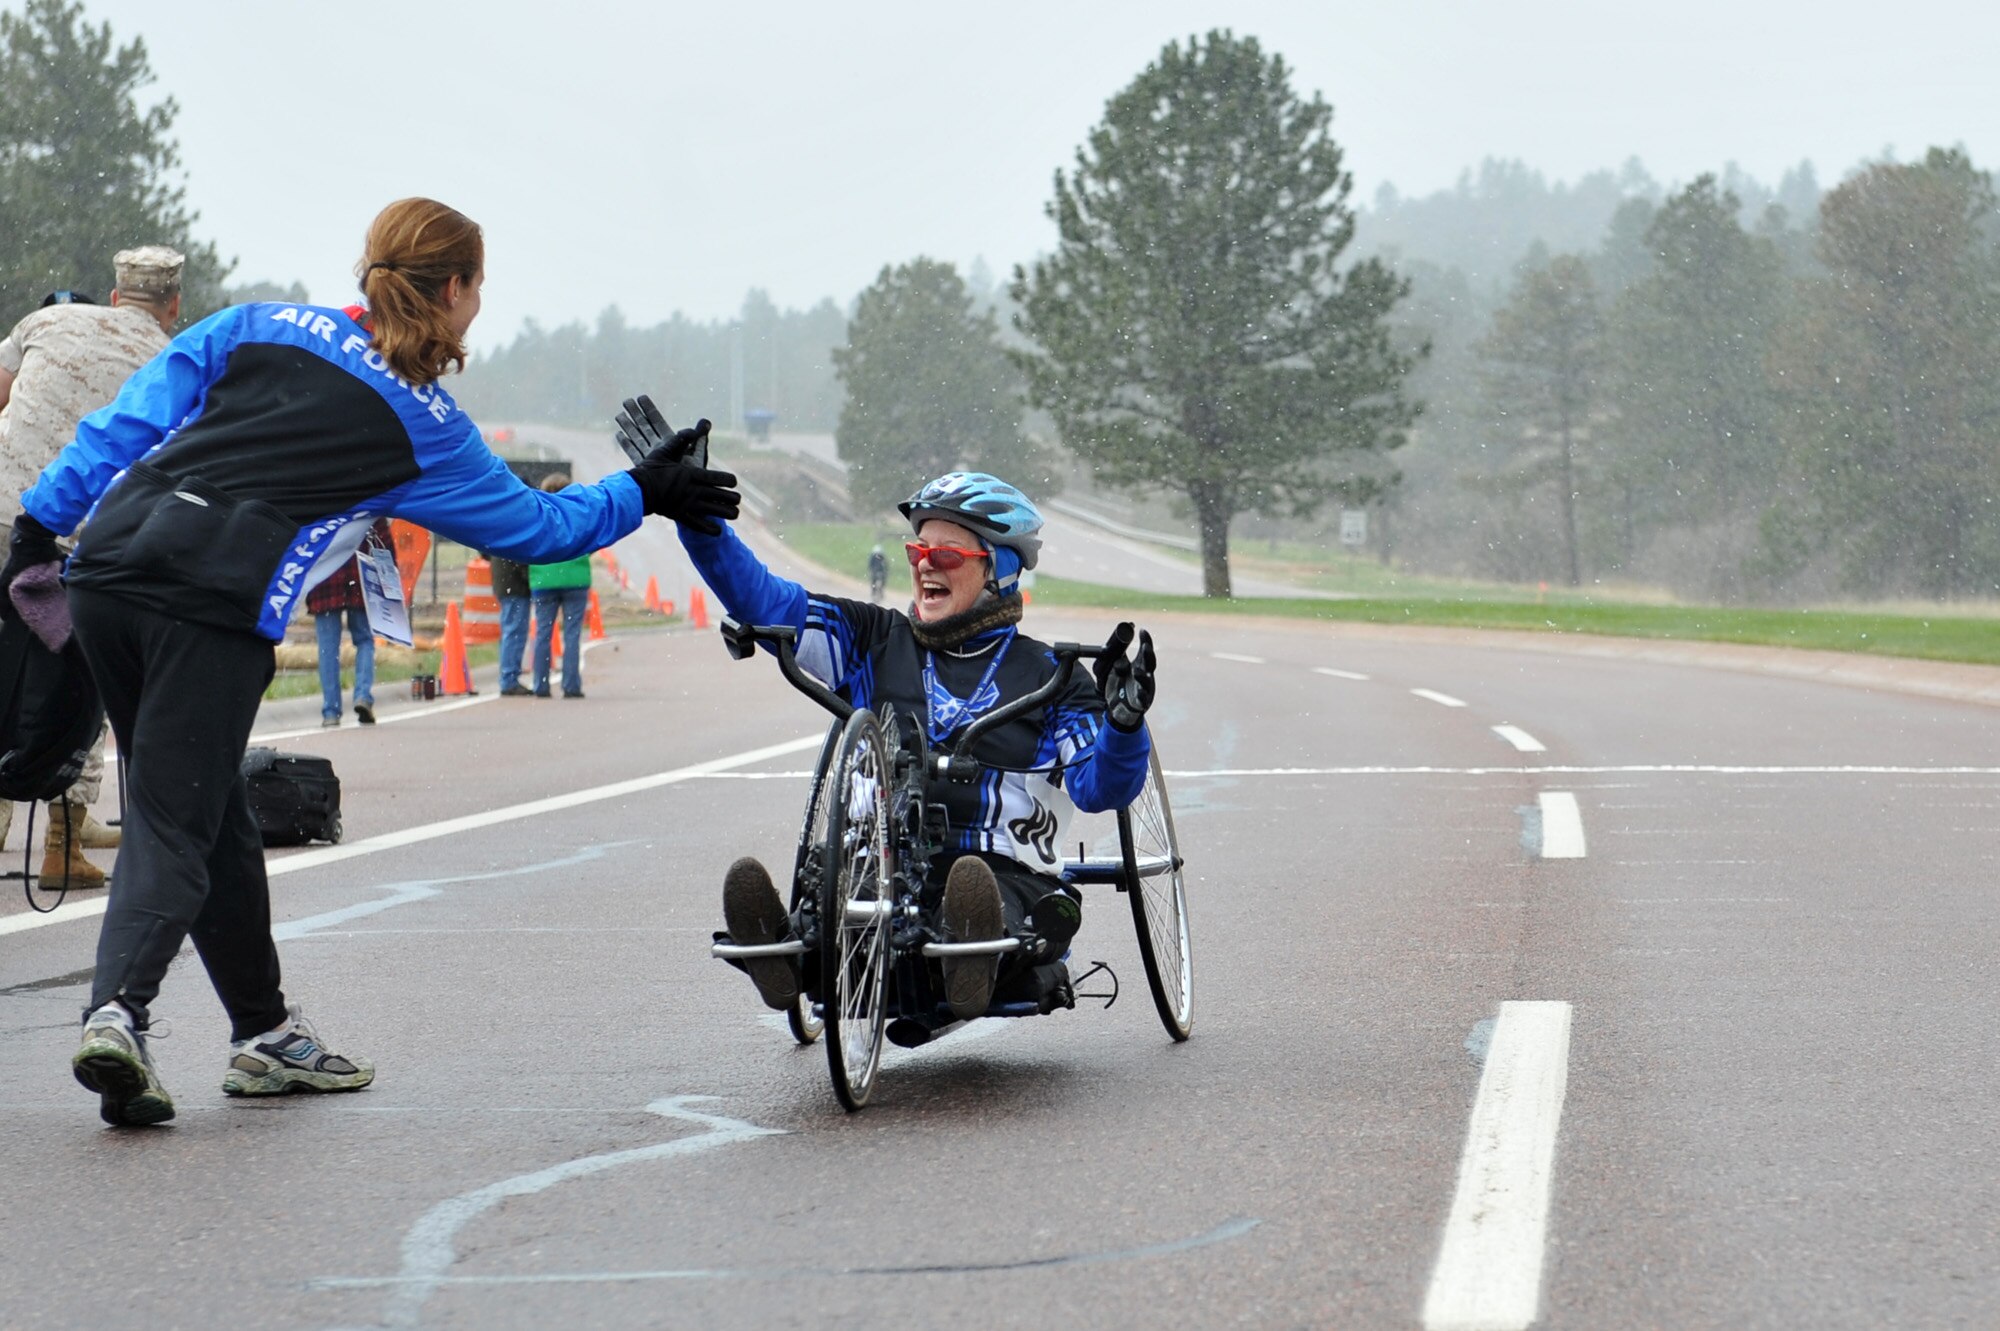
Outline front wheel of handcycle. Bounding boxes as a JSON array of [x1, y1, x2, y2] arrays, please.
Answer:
[[820, 707, 894, 1109], [1120, 745, 1192, 1040]]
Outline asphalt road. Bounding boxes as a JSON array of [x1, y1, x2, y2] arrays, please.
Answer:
[[6, 586, 2000, 1327]]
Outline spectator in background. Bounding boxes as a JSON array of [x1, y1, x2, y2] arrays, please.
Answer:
[[0, 245, 186, 890], [868, 541, 887, 602], [305, 517, 393, 727], [492, 552, 532, 696], [529, 472, 591, 698]]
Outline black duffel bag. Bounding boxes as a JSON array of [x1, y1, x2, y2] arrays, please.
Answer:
[[0, 617, 104, 803], [240, 747, 342, 846]]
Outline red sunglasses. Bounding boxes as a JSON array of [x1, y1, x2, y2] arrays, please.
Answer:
[[904, 542, 987, 571]]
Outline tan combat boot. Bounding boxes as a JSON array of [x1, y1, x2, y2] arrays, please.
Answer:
[[41, 802, 108, 890], [57, 800, 120, 849]]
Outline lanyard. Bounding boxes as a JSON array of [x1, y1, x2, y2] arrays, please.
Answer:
[[922, 633, 1014, 744]]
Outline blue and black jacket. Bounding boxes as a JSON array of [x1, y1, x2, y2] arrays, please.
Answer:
[[21, 303, 643, 641], [682, 521, 1152, 877]]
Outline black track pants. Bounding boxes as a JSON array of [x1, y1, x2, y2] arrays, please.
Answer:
[[70, 587, 287, 1039]]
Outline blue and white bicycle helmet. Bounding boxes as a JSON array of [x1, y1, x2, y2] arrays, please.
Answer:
[[899, 471, 1044, 595]]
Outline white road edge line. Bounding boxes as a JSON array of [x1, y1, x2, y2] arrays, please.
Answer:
[[1157, 764, 2000, 776], [250, 693, 497, 745], [1537, 792, 1587, 859], [1209, 652, 1266, 665], [1313, 667, 1370, 681], [1412, 688, 1468, 708], [244, 638, 616, 745], [1492, 725, 1546, 754], [1423, 999, 1574, 1331], [0, 733, 823, 939]]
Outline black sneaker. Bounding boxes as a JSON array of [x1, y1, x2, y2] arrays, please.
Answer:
[[501, 684, 534, 697], [221, 1006, 374, 1096], [73, 1002, 175, 1126], [354, 702, 375, 725], [722, 857, 800, 1010], [940, 856, 1003, 1020]]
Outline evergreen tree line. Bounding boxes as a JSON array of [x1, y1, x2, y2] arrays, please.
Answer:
[[452, 290, 848, 435], [1387, 149, 2000, 601]]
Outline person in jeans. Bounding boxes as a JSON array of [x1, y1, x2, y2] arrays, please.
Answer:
[[491, 552, 532, 696], [305, 518, 391, 727], [529, 472, 592, 698]]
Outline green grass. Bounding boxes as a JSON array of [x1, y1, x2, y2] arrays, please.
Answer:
[[781, 522, 903, 585], [1032, 578, 2000, 665], [775, 520, 2000, 667]]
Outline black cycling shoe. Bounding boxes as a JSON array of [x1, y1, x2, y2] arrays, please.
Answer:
[[940, 856, 1003, 1020], [722, 857, 800, 1010], [1027, 890, 1082, 962]]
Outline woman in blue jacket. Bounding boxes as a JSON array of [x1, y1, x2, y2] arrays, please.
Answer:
[[1, 198, 739, 1127]]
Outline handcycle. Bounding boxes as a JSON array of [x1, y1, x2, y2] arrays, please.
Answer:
[[709, 617, 1192, 1111]]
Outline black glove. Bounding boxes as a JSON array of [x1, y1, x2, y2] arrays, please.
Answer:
[[0, 514, 60, 625], [614, 395, 710, 469], [628, 457, 741, 535], [1094, 621, 1135, 696], [1101, 627, 1156, 732]]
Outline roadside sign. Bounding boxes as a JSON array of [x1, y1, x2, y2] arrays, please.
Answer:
[[1340, 509, 1368, 548]]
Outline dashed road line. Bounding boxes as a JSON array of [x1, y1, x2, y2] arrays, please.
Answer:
[[1209, 652, 1266, 665], [1491, 725, 1546, 753], [1536, 792, 1587, 859], [1313, 667, 1370, 681], [1423, 1000, 1573, 1331], [1411, 688, 1468, 708]]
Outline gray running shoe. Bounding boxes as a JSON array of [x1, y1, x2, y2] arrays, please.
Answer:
[[73, 1002, 175, 1127], [940, 856, 1003, 1020], [722, 857, 801, 1010], [222, 1005, 374, 1096]]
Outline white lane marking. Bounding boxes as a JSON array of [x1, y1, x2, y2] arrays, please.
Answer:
[[1209, 652, 1266, 665], [1492, 725, 1546, 753], [1537, 792, 1587, 859], [365, 1096, 782, 1327], [0, 735, 822, 938], [1423, 1000, 1573, 1331], [1313, 667, 1370, 681], [246, 638, 613, 744], [249, 693, 497, 745], [1412, 688, 1468, 708], [1159, 764, 2000, 777]]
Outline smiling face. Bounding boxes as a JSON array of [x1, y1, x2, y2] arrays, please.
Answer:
[[910, 517, 990, 622]]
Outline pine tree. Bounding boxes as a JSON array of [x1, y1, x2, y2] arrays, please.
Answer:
[[1012, 30, 1421, 597], [1479, 254, 1604, 587], [832, 259, 1035, 514], [0, 0, 230, 322]]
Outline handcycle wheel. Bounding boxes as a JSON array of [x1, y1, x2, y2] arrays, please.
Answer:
[[820, 708, 894, 1109], [1120, 745, 1192, 1040], [785, 728, 841, 1046]]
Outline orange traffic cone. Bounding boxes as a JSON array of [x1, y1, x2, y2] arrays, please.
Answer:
[[644, 576, 662, 612], [690, 586, 709, 630], [661, 599, 676, 617], [440, 602, 475, 696], [587, 590, 606, 640]]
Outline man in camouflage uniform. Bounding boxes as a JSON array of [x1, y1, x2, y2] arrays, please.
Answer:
[[0, 245, 185, 888]]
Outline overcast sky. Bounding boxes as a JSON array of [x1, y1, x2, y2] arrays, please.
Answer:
[[67, 0, 1999, 348]]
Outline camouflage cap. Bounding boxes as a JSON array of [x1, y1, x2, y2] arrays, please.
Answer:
[[112, 245, 185, 297]]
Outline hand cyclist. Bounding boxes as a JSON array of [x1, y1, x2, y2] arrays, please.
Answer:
[[618, 401, 1157, 1025]]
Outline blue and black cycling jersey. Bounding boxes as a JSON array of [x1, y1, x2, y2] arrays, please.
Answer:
[[682, 521, 1152, 876], [20, 302, 643, 641]]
